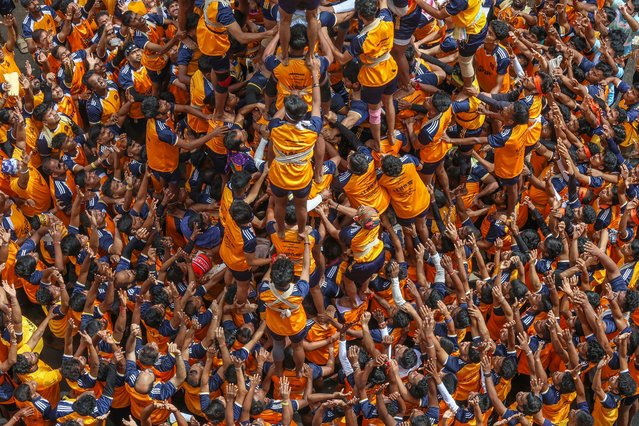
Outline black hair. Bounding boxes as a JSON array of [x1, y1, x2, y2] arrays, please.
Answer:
[[619, 372, 637, 397], [284, 203, 297, 226], [355, 0, 377, 20], [509, 279, 528, 301], [490, 20, 509, 40], [622, 289, 639, 313], [121, 11, 138, 26], [204, 399, 226, 422], [69, 292, 86, 312], [283, 94, 308, 122], [432, 90, 452, 113], [398, 349, 418, 370], [13, 383, 32, 402], [512, 101, 530, 124], [544, 236, 564, 259], [223, 129, 244, 151], [559, 372, 576, 394], [349, 152, 369, 175], [381, 155, 402, 177], [409, 378, 429, 398], [322, 237, 342, 261], [229, 200, 253, 225], [15, 255, 37, 278], [289, 24, 308, 50], [500, 356, 517, 380], [521, 393, 542, 415], [73, 394, 97, 416], [14, 354, 33, 374], [343, 60, 361, 84], [453, 308, 470, 329], [411, 415, 433, 426], [138, 344, 159, 366], [141, 96, 160, 119], [586, 340, 605, 363], [51, 132, 68, 150], [142, 306, 165, 329], [271, 258, 294, 289], [33, 102, 53, 122], [35, 286, 54, 306], [60, 234, 82, 256], [393, 310, 411, 328]]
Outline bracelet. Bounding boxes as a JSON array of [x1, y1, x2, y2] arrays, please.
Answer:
[[483, 373, 491, 378], [20, 169, 28, 175], [281, 401, 289, 406], [444, 318, 453, 324], [425, 344, 435, 349]]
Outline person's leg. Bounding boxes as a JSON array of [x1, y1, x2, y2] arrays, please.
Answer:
[[274, 193, 288, 238], [178, 0, 195, 30], [342, 275, 358, 302], [279, 9, 293, 64], [306, 8, 320, 59], [293, 194, 308, 239], [292, 340, 305, 376], [213, 68, 231, 119], [435, 162, 452, 204], [382, 92, 395, 144], [310, 285, 324, 314], [506, 182, 517, 216], [271, 336, 286, 375], [368, 102, 382, 152], [415, 216, 429, 245], [235, 278, 250, 305], [391, 43, 410, 88]]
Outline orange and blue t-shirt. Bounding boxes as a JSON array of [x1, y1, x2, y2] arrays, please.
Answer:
[[334, 146, 390, 214], [219, 214, 258, 272], [268, 115, 321, 191], [488, 124, 528, 179], [377, 154, 431, 220], [197, 0, 237, 57], [416, 107, 453, 164], [146, 111, 180, 173], [348, 8, 397, 88], [133, 14, 168, 72], [86, 81, 122, 125], [22, 6, 57, 40], [258, 279, 310, 336], [475, 44, 511, 93]]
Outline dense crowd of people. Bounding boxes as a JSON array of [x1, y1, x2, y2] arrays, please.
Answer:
[[0, 0, 638, 424]]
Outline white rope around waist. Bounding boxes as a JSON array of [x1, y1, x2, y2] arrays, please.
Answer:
[[274, 146, 313, 165], [353, 239, 379, 260], [266, 281, 300, 318]]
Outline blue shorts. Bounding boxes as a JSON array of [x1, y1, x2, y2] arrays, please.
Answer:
[[420, 159, 443, 175], [361, 77, 398, 105], [229, 267, 252, 281], [279, 0, 320, 14], [447, 125, 483, 152], [415, 69, 440, 86], [207, 151, 228, 175], [498, 175, 519, 186], [440, 36, 458, 53], [147, 65, 170, 84], [202, 54, 230, 73], [395, 7, 422, 44], [459, 24, 488, 57], [150, 167, 180, 184], [345, 251, 385, 282], [396, 206, 429, 226], [270, 180, 312, 199], [269, 325, 308, 343]]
